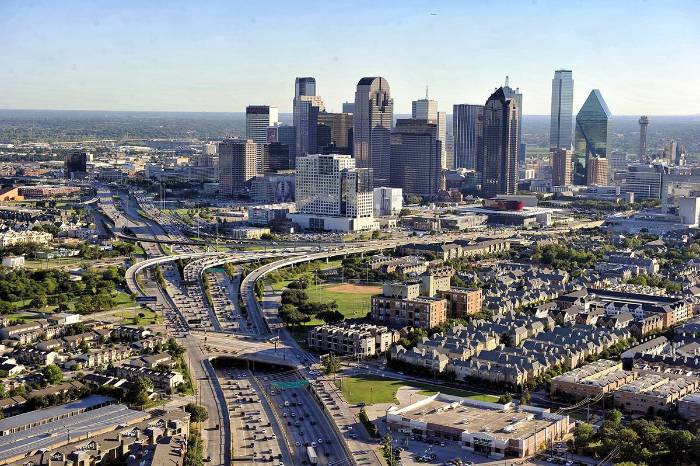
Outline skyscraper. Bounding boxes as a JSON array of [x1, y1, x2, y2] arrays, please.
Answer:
[[317, 112, 353, 155], [574, 89, 612, 185], [267, 124, 296, 169], [246, 105, 278, 173], [218, 138, 257, 196], [452, 104, 484, 170], [246, 106, 278, 144], [353, 77, 393, 185], [293, 77, 324, 163], [412, 94, 447, 168], [480, 88, 519, 198], [551, 148, 573, 186], [502, 77, 524, 166], [342, 102, 355, 114], [549, 70, 574, 150], [390, 119, 444, 199]]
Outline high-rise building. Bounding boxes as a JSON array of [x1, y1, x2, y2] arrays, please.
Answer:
[[246, 105, 278, 144], [342, 101, 355, 114], [549, 70, 574, 150], [246, 106, 278, 174], [639, 116, 649, 162], [218, 138, 257, 196], [390, 119, 444, 199], [551, 148, 573, 186], [574, 90, 612, 185], [64, 150, 87, 178], [412, 95, 447, 168], [480, 88, 519, 198], [503, 77, 524, 166], [267, 124, 296, 169], [295, 77, 316, 98], [353, 77, 393, 185], [664, 140, 678, 165], [586, 156, 609, 186], [622, 164, 664, 200], [452, 104, 484, 170], [317, 112, 353, 155], [293, 77, 324, 163], [290, 154, 375, 231], [261, 142, 291, 173]]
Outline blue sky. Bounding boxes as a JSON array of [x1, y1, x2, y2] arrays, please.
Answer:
[[1, 0, 698, 114]]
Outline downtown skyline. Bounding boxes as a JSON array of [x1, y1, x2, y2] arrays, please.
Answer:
[[1, 0, 699, 115]]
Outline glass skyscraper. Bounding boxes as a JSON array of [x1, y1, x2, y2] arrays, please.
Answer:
[[549, 70, 574, 149], [574, 89, 612, 185], [480, 87, 519, 198], [452, 104, 484, 170]]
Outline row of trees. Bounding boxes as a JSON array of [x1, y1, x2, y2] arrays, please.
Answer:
[[572, 410, 700, 465]]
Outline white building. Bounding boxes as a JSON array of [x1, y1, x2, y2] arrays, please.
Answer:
[[0, 230, 52, 247], [1, 256, 24, 268], [289, 154, 376, 231], [373, 187, 403, 217]]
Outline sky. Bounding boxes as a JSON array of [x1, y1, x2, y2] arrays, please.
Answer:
[[1, 0, 699, 115]]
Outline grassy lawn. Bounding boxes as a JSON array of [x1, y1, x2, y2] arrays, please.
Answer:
[[113, 291, 137, 309], [116, 306, 163, 325], [307, 282, 378, 320], [335, 374, 500, 405]]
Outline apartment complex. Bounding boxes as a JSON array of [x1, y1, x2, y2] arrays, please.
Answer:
[[307, 323, 396, 356]]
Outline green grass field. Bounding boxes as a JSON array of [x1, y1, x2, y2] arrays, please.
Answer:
[[335, 374, 500, 405], [116, 306, 163, 325], [307, 282, 378, 319]]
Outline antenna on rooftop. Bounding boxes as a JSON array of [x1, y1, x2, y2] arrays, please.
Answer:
[[425, 85, 429, 99]]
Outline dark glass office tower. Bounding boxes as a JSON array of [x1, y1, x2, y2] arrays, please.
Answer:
[[453, 104, 484, 170], [480, 88, 519, 198], [574, 89, 612, 185], [353, 77, 393, 186]]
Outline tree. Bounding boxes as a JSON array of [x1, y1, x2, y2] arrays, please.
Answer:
[[520, 389, 531, 405], [317, 309, 345, 324], [497, 393, 512, 404], [185, 403, 209, 423], [321, 354, 341, 375], [607, 408, 623, 424], [31, 294, 48, 310], [126, 377, 153, 406], [43, 364, 63, 384], [572, 422, 594, 450]]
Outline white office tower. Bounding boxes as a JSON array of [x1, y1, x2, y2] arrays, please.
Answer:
[[290, 154, 376, 231], [246, 105, 278, 174], [549, 70, 574, 150], [373, 187, 403, 217], [412, 95, 447, 168]]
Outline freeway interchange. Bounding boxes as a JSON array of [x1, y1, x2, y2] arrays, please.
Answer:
[[100, 187, 600, 466]]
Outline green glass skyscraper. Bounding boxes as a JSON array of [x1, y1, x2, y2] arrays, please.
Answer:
[[574, 89, 612, 185]]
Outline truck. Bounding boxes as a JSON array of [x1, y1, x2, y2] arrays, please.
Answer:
[[306, 446, 318, 464]]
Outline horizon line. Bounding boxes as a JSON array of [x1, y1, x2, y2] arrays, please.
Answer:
[[0, 108, 698, 118]]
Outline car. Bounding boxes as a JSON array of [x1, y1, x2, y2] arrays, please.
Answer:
[[440, 442, 446, 447]]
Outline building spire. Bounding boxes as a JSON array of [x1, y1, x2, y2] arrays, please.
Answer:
[[425, 85, 429, 99], [505, 75, 510, 88]]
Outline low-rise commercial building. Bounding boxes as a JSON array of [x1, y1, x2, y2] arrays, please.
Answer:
[[386, 393, 570, 459]]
